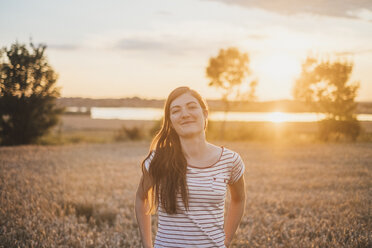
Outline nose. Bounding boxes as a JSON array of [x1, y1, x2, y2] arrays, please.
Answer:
[[180, 108, 191, 118]]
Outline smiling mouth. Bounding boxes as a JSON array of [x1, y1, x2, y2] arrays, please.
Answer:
[[181, 121, 195, 125]]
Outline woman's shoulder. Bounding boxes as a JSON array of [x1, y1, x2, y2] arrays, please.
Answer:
[[221, 146, 240, 159], [220, 147, 245, 184]]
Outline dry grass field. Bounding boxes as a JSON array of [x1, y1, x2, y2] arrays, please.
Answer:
[[0, 141, 371, 247]]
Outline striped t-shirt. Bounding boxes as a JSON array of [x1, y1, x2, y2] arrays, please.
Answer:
[[144, 146, 245, 248]]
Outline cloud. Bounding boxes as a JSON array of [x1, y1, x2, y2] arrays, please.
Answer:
[[110, 25, 266, 54], [113, 33, 265, 55], [335, 49, 372, 56], [205, 0, 372, 20], [48, 44, 79, 50], [112, 36, 199, 56], [112, 36, 223, 57], [155, 10, 172, 16], [115, 38, 167, 51], [246, 34, 268, 40], [82, 20, 269, 57]]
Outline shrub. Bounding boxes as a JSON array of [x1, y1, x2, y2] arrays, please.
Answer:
[[0, 41, 64, 146], [319, 118, 360, 141], [114, 125, 143, 141], [73, 202, 94, 222], [94, 209, 117, 228], [62, 201, 117, 228]]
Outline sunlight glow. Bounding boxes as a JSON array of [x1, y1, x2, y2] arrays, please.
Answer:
[[259, 53, 301, 78], [268, 111, 286, 123], [90, 107, 334, 122]]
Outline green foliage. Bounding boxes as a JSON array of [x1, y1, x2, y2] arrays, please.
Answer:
[[0, 41, 64, 145], [293, 56, 360, 141]]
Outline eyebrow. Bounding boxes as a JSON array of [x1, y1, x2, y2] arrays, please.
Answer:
[[170, 101, 198, 110]]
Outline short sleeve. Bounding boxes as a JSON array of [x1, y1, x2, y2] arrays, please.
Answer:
[[144, 150, 155, 171], [229, 152, 245, 184]]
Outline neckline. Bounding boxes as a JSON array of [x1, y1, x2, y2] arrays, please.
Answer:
[[187, 146, 224, 169]]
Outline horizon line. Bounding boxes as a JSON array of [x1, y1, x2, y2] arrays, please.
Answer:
[[58, 96, 372, 103]]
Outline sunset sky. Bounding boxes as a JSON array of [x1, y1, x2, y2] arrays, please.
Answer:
[[1, 0, 372, 101]]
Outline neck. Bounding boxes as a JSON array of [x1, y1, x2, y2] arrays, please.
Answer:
[[179, 132, 208, 160]]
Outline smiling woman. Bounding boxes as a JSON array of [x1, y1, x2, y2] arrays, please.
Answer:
[[169, 94, 208, 137], [135, 86, 246, 248]]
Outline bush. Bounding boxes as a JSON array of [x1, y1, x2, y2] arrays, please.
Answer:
[[114, 125, 143, 141], [94, 209, 117, 228], [319, 118, 360, 141], [62, 201, 117, 228], [0, 41, 64, 146]]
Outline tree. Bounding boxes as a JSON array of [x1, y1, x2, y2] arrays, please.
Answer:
[[0, 41, 64, 145], [293, 56, 360, 141], [206, 47, 257, 138]]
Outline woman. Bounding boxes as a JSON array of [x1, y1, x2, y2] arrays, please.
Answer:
[[135, 86, 246, 248]]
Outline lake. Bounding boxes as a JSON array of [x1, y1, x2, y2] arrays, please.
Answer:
[[66, 107, 372, 123]]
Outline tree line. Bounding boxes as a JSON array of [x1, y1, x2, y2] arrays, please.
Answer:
[[206, 48, 360, 141], [0, 41, 361, 145]]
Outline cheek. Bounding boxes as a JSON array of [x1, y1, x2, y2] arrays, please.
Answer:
[[170, 114, 177, 123], [169, 115, 179, 129]]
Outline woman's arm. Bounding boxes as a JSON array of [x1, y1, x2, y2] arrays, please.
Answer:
[[224, 176, 246, 247], [135, 173, 153, 248]]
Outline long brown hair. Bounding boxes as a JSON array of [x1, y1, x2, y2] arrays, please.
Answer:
[[142, 86, 208, 214]]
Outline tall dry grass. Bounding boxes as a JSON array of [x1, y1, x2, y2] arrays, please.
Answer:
[[0, 141, 371, 247]]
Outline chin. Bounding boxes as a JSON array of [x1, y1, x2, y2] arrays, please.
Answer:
[[178, 129, 204, 138]]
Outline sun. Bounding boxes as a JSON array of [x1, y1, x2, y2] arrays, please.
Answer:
[[251, 51, 302, 99], [268, 111, 287, 123]]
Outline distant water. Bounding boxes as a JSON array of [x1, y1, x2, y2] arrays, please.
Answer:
[[69, 107, 372, 122]]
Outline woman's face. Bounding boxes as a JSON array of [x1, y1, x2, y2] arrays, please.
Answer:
[[169, 93, 207, 138]]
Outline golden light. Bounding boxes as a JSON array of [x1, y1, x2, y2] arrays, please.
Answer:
[[259, 52, 301, 78], [251, 51, 302, 100], [268, 111, 286, 123]]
